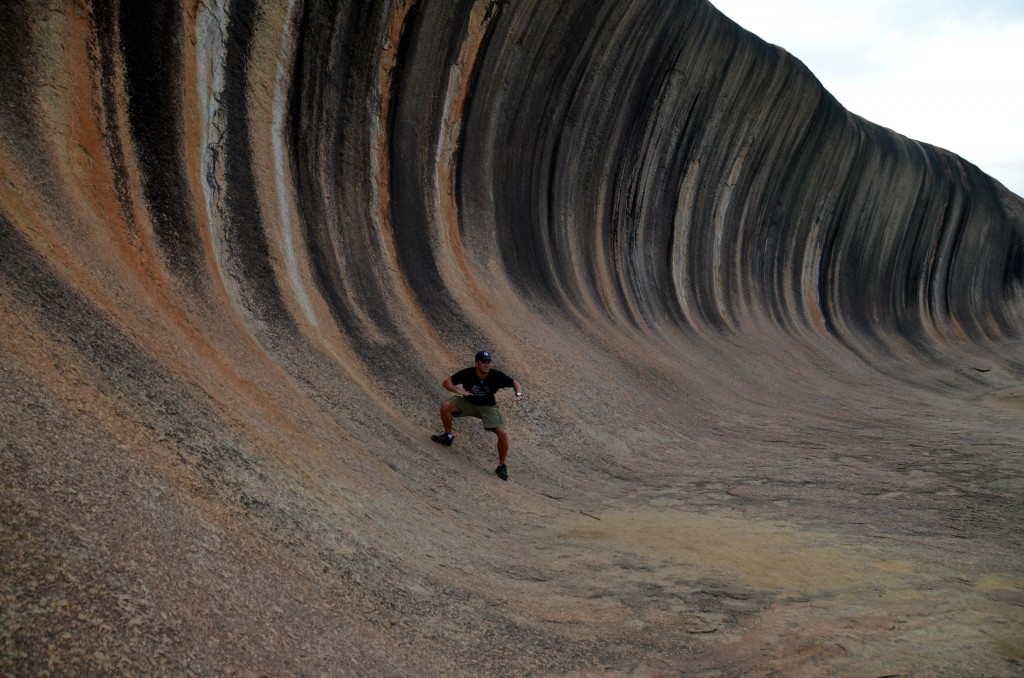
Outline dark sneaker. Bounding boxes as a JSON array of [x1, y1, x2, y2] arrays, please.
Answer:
[[431, 433, 454, 446], [495, 464, 508, 481]]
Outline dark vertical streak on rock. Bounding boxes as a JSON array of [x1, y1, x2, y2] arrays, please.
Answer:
[[220, 2, 289, 329], [609, 2, 698, 329], [291, 0, 352, 333], [119, 2, 204, 281], [292, 0, 429, 366], [1004, 232, 1024, 302], [388, 0, 481, 341], [0, 4, 40, 154], [291, 0, 370, 340], [454, 0, 499, 243], [89, 0, 135, 229]]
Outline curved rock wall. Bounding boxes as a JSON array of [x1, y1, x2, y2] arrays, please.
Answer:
[[2, 1, 1022, 674]]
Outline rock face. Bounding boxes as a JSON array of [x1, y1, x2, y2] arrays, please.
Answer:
[[2, 1, 1022, 675]]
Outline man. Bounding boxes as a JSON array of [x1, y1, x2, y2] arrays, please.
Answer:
[[431, 351, 523, 480]]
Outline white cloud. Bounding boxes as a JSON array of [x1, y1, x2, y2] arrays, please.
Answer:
[[710, 0, 1024, 196]]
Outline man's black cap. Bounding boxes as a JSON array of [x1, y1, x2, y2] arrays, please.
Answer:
[[475, 351, 492, 362]]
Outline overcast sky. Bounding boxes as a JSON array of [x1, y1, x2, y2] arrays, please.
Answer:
[[710, 0, 1024, 197]]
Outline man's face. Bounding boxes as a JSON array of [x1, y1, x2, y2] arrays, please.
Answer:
[[476, 359, 491, 375]]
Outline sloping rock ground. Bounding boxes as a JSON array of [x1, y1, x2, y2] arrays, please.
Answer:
[[1, 0, 1023, 675]]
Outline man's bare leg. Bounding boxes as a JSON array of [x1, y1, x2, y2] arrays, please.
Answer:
[[494, 427, 509, 465], [440, 399, 460, 435]]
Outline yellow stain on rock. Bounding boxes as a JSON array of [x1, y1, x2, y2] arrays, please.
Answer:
[[557, 509, 902, 594], [980, 384, 1024, 415], [975, 573, 1024, 593]]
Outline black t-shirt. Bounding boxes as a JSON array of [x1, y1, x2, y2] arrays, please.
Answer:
[[451, 367, 514, 407]]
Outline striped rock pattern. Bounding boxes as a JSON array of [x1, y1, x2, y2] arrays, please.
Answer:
[[2, 0, 1022, 674]]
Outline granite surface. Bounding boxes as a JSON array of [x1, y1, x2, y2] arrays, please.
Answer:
[[2, 1, 1022, 674]]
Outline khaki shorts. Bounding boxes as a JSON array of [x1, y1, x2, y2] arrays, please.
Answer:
[[450, 396, 508, 430]]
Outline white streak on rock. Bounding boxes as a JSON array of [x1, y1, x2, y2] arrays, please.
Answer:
[[273, 0, 318, 328], [196, 0, 241, 311]]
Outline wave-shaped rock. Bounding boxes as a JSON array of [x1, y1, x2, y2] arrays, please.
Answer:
[[2, 1, 1022, 674]]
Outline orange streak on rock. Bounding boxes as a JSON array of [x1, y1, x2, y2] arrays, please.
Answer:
[[372, 0, 453, 366], [434, 0, 498, 310]]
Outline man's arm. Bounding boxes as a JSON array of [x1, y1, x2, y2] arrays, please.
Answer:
[[511, 379, 523, 401], [442, 376, 471, 398]]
